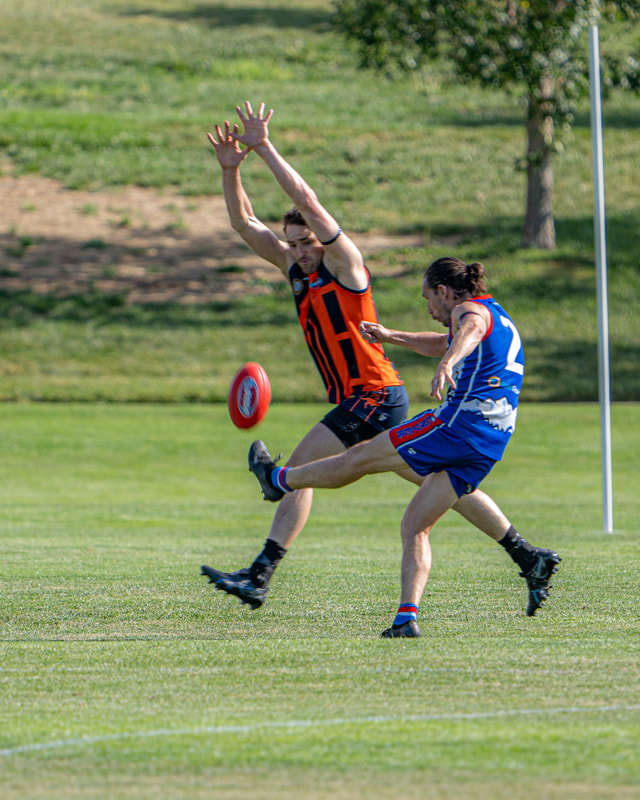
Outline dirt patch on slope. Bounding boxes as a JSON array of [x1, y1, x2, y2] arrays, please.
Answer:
[[0, 171, 423, 305]]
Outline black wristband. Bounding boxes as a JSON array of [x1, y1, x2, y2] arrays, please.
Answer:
[[320, 228, 342, 246]]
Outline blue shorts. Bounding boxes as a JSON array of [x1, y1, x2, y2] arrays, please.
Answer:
[[321, 385, 410, 448], [389, 411, 496, 497]]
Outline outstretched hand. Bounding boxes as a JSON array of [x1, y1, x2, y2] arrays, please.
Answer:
[[207, 121, 250, 169], [230, 100, 274, 150], [431, 361, 456, 402], [359, 320, 389, 344]]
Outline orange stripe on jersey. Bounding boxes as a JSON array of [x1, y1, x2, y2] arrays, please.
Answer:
[[289, 262, 403, 403]]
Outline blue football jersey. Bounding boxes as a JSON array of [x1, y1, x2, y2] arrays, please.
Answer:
[[434, 295, 524, 460]]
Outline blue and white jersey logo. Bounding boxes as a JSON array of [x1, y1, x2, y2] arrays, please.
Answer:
[[457, 396, 518, 434]]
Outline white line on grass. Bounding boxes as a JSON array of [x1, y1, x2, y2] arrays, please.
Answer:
[[2, 704, 639, 758]]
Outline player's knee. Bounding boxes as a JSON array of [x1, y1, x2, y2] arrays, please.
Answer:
[[400, 514, 432, 542]]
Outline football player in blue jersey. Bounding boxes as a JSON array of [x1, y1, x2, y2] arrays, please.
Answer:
[[246, 256, 561, 637]]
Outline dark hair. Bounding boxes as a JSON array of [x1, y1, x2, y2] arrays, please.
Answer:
[[282, 207, 307, 231], [424, 256, 487, 298]]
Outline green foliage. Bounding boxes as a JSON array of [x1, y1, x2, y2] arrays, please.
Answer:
[[333, 0, 639, 136], [332, 1, 640, 246], [331, 0, 443, 72]]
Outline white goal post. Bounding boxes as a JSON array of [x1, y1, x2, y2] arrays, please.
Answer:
[[588, 25, 614, 533]]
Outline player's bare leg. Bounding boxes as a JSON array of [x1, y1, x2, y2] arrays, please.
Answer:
[[453, 488, 561, 614], [381, 470, 457, 638], [453, 490, 510, 540], [277, 431, 407, 490], [267, 422, 346, 549], [399, 472, 457, 602], [202, 422, 347, 608], [244, 435, 561, 621]]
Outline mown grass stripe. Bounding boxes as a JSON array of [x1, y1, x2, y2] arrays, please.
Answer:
[[3, 704, 639, 758]]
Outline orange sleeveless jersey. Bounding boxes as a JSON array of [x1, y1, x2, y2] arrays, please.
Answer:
[[289, 262, 403, 404]]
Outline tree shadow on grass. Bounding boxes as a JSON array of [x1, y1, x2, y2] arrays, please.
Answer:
[[404, 94, 639, 131], [0, 288, 295, 329], [120, 3, 332, 31], [523, 337, 640, 402], [524, 337, 599, 402], [1, 210, 637, 330], [422, 210, 640, 270], [572, 107, 640, 130]]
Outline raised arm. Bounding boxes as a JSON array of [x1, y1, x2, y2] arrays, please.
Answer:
[[231, 101, 367, 289], [208, 120, 289, 275]]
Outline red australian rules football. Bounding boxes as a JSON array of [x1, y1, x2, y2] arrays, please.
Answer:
[[227, 362, 271, 429]]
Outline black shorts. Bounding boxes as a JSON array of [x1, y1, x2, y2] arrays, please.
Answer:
[[320, 385, 410, 448]]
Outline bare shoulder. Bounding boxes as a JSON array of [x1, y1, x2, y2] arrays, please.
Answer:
[[453, 299, 491, 332], [323, 232, 369, 291], [459, 298, 492, 319]]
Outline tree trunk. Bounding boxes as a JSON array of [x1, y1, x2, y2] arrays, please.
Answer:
[[522, 91, 556, 250]]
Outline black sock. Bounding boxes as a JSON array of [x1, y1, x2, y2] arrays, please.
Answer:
[[498, 525, 537, 572], [249, 538, 287, 587]]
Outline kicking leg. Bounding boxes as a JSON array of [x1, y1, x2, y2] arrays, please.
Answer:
[[248, 423, 347, 589], [202, 422, 345, 607], [268, 422, 346, 548], [255, 430, 407, 498]]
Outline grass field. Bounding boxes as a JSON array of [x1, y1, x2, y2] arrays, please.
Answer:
[[1, 3, 639, 795], [1, 402, 639, 799]]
